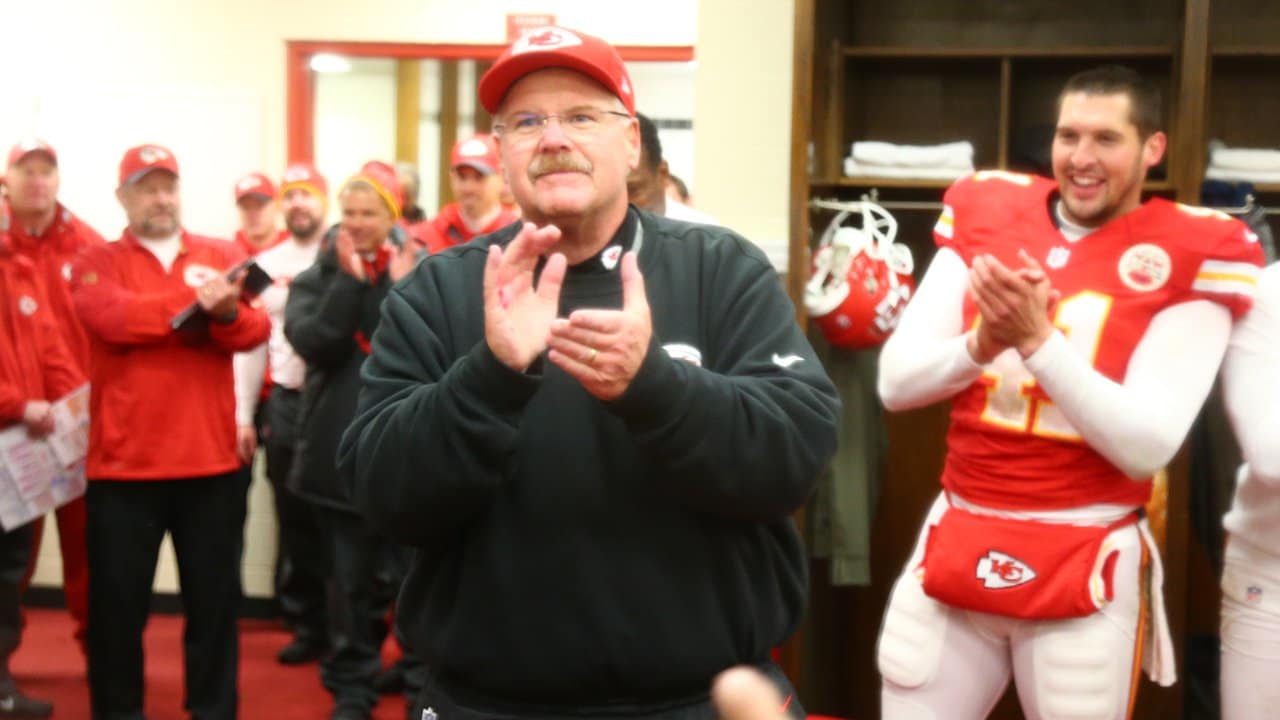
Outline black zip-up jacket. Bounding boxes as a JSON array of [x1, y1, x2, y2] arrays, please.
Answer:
[[338, 208, 840, 709], [285, 242, 393, 512]]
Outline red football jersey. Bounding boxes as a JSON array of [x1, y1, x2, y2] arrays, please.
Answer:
[[933, 170, 1264, 510]]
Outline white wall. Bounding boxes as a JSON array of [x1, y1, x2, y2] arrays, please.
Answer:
[[5, 0, 795, 597], [314, 57, 398, 218], [695, 0, 796, 268]]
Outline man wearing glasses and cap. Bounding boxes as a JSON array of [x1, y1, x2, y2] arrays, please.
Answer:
[[71, 144, 269, 720], [339, 26, 838, 720]]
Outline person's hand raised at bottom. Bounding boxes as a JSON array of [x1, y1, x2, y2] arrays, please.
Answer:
[[484, 222, 566, 372], [388, 241, 420, 284], [712, 667, 789, 720]]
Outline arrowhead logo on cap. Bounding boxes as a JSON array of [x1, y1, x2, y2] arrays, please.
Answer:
[[458, 139, 489, 158], [139, 146, 169, 164], [516, 28, 582, 53]]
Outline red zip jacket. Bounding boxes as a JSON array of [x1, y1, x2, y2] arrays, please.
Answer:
[[70, 231, 270, 480], [0, 240, 84, 425], [414, 203, 520, 254], [5, 203, 106, 371]]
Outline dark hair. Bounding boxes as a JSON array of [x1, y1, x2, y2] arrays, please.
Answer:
[[635, 112, 664, 170], [1058, 65, 1163, 139], [667, 173, 690, 202]]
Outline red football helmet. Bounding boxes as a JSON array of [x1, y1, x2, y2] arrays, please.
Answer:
[[805, 200, 915, 349]]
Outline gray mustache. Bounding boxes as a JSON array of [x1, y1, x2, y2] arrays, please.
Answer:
[[529, 152, 592, 179]]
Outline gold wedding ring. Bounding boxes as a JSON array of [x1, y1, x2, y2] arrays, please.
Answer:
[[586, 347, 598, 364]]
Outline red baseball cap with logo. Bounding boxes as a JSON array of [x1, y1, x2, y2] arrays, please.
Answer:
[[344, 160, 404, 219], [6, 138, 57, 170], [451, 134, 500, 176], [478, 26, 635, 115], [119, 144, 179, 187], [234, 172, 277, 203], [280, 162, 329, 201]]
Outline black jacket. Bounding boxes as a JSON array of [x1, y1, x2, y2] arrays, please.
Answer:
[[285, 242, 395, 512], [338, 208, 840, 708]]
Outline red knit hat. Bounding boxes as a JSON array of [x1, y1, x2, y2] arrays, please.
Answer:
[[343, 160, 403, 219]]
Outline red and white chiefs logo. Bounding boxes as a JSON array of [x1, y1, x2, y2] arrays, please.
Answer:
[[601, 245, 622, 271], [1118, 243, 1171, 292], [976, 550, 1037, 589], [237, 176, 261, 192], [139, 146, 170, 164], [1046, 246, 1071, 270], [183, 263, 220, 288], [17, 295, 38, 316], [514, 28, 582, 54]]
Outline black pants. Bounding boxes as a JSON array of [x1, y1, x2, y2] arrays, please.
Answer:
[[0, 523, 33, 667], [86, 474, 244, 720], [411, 662, 806, 720], [319, 506, 421, 712], [264, 387, 329, 640]]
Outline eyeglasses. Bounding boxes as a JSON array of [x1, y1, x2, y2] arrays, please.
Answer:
[[493, 107, 632, 143]]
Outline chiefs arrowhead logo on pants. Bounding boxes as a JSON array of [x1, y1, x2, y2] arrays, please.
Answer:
[[976, 550, 1037, 589]]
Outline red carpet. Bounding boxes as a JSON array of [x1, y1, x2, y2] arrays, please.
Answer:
[[12, 608, 407, 720]]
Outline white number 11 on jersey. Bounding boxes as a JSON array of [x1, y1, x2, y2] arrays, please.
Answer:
[[978, 291, 1114, 440]]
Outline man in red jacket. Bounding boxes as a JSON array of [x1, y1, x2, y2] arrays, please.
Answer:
[[0, 212, 83, 717], [418, 134, 519, 253], [3, 139, 102, 658], [71, 144, 270, 720]]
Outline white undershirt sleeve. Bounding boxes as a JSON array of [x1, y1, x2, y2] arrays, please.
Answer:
[[1221, 264, 1280, 486], [878, 247, 985, 410], [1024, 299, 1232, 479], [233, 346, 268, 427]]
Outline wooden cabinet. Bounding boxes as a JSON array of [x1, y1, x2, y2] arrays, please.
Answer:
[[1207, 1, 1280, 238], [785, 1, 1280, 718]]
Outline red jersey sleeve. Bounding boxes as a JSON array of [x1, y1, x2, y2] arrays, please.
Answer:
[[932, 176, 969, 256], [1186, 211, 1266, 319], [933, 171, 1047, 262]]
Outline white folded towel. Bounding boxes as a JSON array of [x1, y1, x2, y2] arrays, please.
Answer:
[[1205, 164, 1280, 184], [851, 140, 975, 170], [1207, 140, 1280, 172], [843, 157, 971, 180]]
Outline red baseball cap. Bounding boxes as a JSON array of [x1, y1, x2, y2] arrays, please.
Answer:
[[343, 160, 403, 219], [119, 144, 179, 187], [234, 172, 277, 203], [7, 138, 57, 170], [451, 134, 500, 175], [280, 162, 330, 201], [478, 26, 635, 115]]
